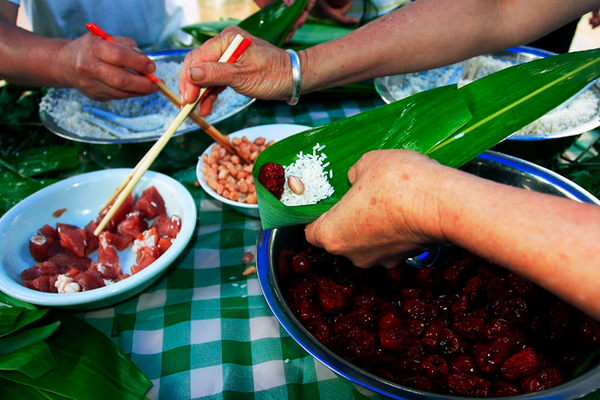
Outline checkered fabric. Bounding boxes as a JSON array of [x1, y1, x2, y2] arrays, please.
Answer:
[[76, 97, 385, 400]]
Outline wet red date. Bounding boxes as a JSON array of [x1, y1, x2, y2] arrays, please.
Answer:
[[279, 245, 596, 397]]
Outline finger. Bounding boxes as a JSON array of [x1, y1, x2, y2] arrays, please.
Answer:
[[95, 38, 156, 76], [305, 218, 324, 248]]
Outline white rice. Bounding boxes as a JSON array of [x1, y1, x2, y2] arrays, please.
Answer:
[[39, 60, 250, 140], [280, 143, 334, 206], [386, 55, 600, 137]]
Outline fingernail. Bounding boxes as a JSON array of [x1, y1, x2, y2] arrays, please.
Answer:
[[131, 46, 143, 54], [189, 67, 203, 81]]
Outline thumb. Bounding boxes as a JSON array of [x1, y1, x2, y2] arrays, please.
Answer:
[[188, 61, 235, 88]]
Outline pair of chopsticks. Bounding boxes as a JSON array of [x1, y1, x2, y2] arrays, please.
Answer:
[[85, 23, 250, 164], [93, 33, 251, 236]]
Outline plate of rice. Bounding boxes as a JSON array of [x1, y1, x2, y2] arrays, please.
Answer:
[[375, 46, 600, 141], [39, 49, 255, 144]]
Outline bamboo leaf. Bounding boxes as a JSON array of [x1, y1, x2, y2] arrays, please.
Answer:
[[0, 312, 152, 400], [2, 146, 80, 178], [254, 48, 600, 229], [1, 376, 62, 400], [0, 321, 60, 354], [238, 0, 311, 47], [0, 341, 56, 379], [428, 48, 600, 166], [254, 85, 472, 229], [0, 307, 48, 338]]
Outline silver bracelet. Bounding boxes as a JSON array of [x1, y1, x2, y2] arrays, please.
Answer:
[[286, 49, 302, 106]]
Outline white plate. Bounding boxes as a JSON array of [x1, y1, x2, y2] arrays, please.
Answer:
[[0, 169, 197, 309], [196, 124, 311, 218]]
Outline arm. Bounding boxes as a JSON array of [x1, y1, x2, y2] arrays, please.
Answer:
[[0, 1, 158, 101], [180, 0, 599, 113], [304, 150, 600, 320]]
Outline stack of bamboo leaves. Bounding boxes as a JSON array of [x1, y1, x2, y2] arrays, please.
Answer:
[[0, 292, 151, 400]]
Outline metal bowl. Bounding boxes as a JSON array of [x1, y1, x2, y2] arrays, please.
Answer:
[[40, 49, 255, 172], [374, 46, 600, 144], [256, 151, 600, 400]]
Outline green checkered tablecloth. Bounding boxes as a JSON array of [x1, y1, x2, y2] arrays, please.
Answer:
[[75, 97, 385, 400]]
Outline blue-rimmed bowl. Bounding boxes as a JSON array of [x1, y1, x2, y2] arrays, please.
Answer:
[[257, 151, 600, 400], [0, 169, 197, 309]]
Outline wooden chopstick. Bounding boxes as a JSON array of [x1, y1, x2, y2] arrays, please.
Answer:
[[85, 23, 250, 164], [97, 35, 252, 216], [94, 34, 248, 236]]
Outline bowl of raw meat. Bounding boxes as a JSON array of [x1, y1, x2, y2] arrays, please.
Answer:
[[256, 151, 600, 399], [0, 169, 196, 309]]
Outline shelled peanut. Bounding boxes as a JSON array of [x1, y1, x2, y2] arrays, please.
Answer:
[[201, 136, 276, 204]]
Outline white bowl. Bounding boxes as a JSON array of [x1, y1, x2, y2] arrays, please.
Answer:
[[0, 169, 197, 309], [196, 124, 311, 218]]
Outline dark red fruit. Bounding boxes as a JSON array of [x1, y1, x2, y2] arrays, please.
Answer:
[[258, 162, 285, 199]]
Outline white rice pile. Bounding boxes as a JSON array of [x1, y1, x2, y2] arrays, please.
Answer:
[[280, 143, 334, 206], [39, 60, 250, 140], [386, 55, 600, 137]]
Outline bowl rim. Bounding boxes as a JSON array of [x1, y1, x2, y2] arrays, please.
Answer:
[[195, 123, 312, 211], [257, 150, 600, 400], [0, 168, 197, 308]]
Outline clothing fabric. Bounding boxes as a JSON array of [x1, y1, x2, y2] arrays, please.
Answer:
[[5, 0, 190, 50]]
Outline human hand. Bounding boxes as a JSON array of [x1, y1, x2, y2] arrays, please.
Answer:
[[312, 0, 359, 26], [179, 26, 295, 116], [56, 33, 158, 101], [305, 150, 449, 268]]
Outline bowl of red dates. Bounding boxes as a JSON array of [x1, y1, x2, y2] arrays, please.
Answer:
[[0, 169, 196, 309], [256, 151, 600, 399]]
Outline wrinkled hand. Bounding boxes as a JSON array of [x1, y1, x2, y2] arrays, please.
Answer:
[[57, 33, 158, 101], [305, 150, 448, 268], [179, 26, 293, 117], [313, 0, 359, 25]]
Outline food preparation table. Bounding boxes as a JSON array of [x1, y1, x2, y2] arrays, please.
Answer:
[[74, 97, 386, 400]]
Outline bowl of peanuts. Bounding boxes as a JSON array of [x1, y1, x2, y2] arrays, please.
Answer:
[[196, 124, 311, 218]]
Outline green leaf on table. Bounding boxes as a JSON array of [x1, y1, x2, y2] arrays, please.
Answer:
[[253, 47, 600, 229], [0, 307, 48, 337], [0, 312, 152, 400], [0, 179, 60, 215], [0, 341, 56, 379], [0, 321, 60, 354], [1, 146, 80, 178], [238, 0, 311, 46], [253, 85, 472, 229], [1, 376, 64, 400]]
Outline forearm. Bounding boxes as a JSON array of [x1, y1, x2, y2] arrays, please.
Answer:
[[436, 166, 600, 319], [299, 0, 599, 92], [0, 19, 69, 87]]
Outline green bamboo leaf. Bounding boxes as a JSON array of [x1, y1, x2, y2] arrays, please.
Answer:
[[3, 146, 79, 178], [0, 290, 37, 310], [254, 48, 600, 229], [0, 321, 60, 354], [0, 341, 56, 379], [238, 0, 311, 46], [0, 312, 152, 400], [1, 376, 63, 400], [0, 178, 61, 215], [429, 48, 600, 167], [0, 308, 23, 335], [254, 85, 472, 229]]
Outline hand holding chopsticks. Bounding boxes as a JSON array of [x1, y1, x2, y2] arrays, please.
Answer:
[[94, 34, 251, 236], [85, 23, 250, 164]]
